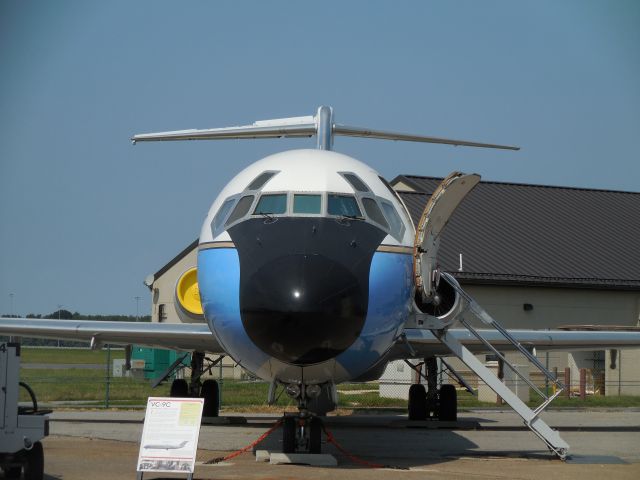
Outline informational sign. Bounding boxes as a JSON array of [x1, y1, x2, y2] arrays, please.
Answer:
[[137, 397, 204, 474]]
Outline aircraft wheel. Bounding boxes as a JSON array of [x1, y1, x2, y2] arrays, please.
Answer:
[[282, 417, 296, 453], [170, 378, 189, 397], [438, 384, 457, 421], [201, 379, 220, 417], [2, 466, 21, 479], [24, 441, 44, 480], [309, 417, 322, 454], [408, 384, 427, 420]]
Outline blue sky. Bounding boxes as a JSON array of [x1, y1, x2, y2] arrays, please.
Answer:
[[1, 1, 638, 315]]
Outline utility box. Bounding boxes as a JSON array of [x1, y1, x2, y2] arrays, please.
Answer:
[[132, 346, 188, 380], [0, 342, 48, 479]]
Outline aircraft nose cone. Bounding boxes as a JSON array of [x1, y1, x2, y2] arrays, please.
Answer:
[[240, 254, 367, 365], [228, 217, 387, 366]]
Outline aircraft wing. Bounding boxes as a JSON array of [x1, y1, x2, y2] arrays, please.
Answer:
[[393, 328, 640, 360], [1, 318, 638, 360], [0, 318, 220, 353]]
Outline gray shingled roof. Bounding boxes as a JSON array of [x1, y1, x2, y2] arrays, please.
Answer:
[[393, 175, 640, 290]]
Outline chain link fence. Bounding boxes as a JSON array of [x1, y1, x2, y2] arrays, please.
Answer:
[[18, 347, 640, 410]]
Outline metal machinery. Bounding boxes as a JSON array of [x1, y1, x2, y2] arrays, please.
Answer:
[[0, 343, 48, 479]]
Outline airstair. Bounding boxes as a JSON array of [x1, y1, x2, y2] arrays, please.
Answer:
[[411, 171, 569, 459], [437, 272, 569, 459]]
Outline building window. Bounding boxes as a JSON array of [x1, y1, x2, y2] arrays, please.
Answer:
[[158, 304, 167, 323]]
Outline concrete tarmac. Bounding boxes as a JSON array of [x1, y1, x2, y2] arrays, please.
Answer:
[[40, 408, 640, 479]]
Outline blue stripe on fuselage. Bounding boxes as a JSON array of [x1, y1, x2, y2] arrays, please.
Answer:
[[335, 251, 413, 377], [197, 247, 270, 373]]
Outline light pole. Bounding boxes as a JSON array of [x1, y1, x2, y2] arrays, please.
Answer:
[[9, 293, 14, 317], [57, 304, 63, 347], [134, 296, 141, 321]]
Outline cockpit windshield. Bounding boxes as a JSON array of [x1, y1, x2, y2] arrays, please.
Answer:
[[328, 194, 362, 217], [212, 187, 407, 243], [254, 194, 287, 214], [293, 194, 321, 214]]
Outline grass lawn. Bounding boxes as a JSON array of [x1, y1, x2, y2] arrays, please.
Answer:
[[16, 348, 640, 409], [20, 368, 171, 403], [20, 347, 125, 364]]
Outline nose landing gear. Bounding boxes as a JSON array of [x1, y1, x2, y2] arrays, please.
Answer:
[[282, 414, 323, 454], [278, 382, 332, 454]]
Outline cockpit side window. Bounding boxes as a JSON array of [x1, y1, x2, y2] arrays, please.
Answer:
[[378, 175, 414, 230], [381, 201, 406, 240], [340, 172, 370, 192], [362, 198, 389, 229], [328, 194, 362, 217], [247, 171, 279, 191], [293, 194, 322, 214], [211, 198, 236, 237], [254, 193, 287, 215], [226, 195, 255, 226]]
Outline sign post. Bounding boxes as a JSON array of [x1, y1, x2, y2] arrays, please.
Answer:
[[136, 397, 204, 480]]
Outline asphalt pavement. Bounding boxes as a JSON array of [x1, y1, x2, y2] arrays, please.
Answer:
[[39, 408, 640, 479]]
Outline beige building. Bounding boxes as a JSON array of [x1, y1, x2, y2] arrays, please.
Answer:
[[392, 175, 640, 396], [144, 240, 245, 380]]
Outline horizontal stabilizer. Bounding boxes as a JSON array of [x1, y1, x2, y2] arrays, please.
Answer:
[[132, 106, 520, 151], [333, 124, 519, 150], [131, 123, 316, 143]]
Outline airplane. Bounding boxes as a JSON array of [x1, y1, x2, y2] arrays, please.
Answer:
[[143, 440, 189, 451], [2, 106, 640, 460]]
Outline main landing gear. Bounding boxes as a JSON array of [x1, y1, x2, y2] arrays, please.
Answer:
[[167, 351, 221, 417], [408, 357, 457, 421], [276, 382, 335, 454]]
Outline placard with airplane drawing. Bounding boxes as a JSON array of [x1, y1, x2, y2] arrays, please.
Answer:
[[137, 397, 204, 475]]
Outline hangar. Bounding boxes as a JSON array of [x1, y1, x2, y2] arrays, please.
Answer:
[[145, 174, 640, 395]]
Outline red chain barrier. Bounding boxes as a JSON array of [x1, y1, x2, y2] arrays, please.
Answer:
[[204, 416, 407, 470], [204, 418, 283, 464]]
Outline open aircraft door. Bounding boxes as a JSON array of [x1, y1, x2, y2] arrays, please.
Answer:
[[409, 172, 571, 458], [412, 172, 480, 325]]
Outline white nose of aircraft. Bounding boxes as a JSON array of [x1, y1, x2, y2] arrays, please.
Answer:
[[195, 148, 416, 381]]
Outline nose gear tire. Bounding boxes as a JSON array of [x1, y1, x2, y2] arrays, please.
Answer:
[[282, 416, 296, 453], [309, 417, 322, 454]]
